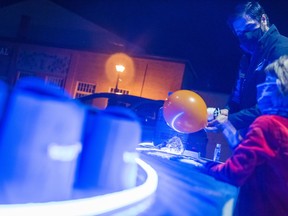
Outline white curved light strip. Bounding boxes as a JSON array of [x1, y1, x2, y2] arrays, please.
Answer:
[[171, 112, 184, 132], [0, 158, 158, 216]]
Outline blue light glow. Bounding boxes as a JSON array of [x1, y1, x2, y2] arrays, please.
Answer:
[[47, 142, 82, 162], [0, 158, 158, 215]]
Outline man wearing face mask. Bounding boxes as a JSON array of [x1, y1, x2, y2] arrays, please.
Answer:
[[202, 55, 288, 216], [206, 1, 288, 145]]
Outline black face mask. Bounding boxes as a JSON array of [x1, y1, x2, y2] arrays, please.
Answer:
[[238, 27, 263, 54]]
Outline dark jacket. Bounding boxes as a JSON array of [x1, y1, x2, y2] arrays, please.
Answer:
[[227, 25, 288, 130]]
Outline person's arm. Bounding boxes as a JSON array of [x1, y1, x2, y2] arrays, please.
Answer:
[[206, 111, 242, 149], [220, 121, 242, 149], [206, 105, 261, 132], [228, 105, 261, 130], [205, 117, 276, 186]]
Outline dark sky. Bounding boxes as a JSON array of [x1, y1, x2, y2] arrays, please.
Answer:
[[1, 0, 288, 93]]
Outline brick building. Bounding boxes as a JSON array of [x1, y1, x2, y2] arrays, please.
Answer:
[[0, 0, 196, 101]]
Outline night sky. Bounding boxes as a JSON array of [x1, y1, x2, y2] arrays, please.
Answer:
[[1, 0, 288, 93]]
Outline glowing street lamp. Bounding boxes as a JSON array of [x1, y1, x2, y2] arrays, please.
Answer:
[[115, 64, 125, 93]]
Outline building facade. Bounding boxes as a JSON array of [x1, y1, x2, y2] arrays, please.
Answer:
[[0, 0, 194, 101], [0, 40, 189, 100]]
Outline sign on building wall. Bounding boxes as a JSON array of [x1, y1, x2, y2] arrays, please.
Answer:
[[0, 47, 9, 56], [16, 50, 71, 75], [0, 46, 12, 80]]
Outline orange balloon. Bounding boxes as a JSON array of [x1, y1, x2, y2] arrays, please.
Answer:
[[163, 90, 208, 133]]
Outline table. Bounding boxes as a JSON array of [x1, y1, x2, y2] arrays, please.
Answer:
[[137, 148, 239, 216]]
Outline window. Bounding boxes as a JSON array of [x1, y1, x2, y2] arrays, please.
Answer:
[[45, 76, 65, 88], [17, 72, 65, 89], [17, 71, 35, 80], [74, 81, 96, 98], [110, 88, 129, 95]]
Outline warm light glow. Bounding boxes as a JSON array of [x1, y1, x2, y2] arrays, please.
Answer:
[[105, 53, 135, 85], [0, 158, 158, 216], [115, 64, 125, 73]]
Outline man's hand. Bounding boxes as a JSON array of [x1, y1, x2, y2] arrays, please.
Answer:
[[206, 114, 228, 132], [219, 108, 229, 116], [206, 108, 229, 132]]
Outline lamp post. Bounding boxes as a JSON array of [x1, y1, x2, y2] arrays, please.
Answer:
[[115, 64, 125, 93]]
